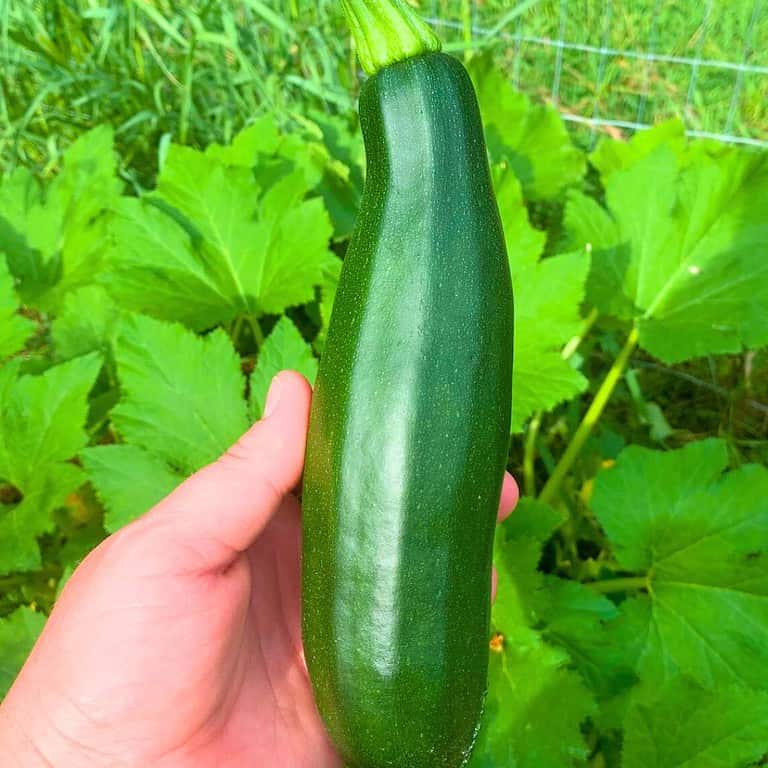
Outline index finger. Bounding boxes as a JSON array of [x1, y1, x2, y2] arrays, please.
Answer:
[[497, 471, 519, 523]]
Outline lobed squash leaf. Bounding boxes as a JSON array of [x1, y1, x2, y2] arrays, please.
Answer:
[[470, 54, 586, 200], [0, 607, 46, 697], [495, 169, 590, 431], [249, 316, 318, 420], [591, 441, 768, 690], [0, 354, 102, 574], [567, 142, 768, 362], [103, 130, 334, 329], [0, 254, 34, 359]]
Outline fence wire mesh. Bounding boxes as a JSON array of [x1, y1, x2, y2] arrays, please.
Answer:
[[427, 0, 767, 148]]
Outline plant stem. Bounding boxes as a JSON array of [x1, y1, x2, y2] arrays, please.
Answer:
[[523, 412, 542, 497], [562, 307, 599, 360], [248, 315, 264, 348], [230, 314, 245, 345], [539, 325, 639, 505], [522, 309, 599, 497], [586, 575, 648, 594]]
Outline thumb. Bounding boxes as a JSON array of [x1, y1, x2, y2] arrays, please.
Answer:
[[145, 370, 312, 569]]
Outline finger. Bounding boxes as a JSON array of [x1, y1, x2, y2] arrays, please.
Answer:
[[497, 471, 519, 523], [145, 371, 312, 568], [491, 567, 498, 603]]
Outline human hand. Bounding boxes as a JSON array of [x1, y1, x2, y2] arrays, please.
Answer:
[[0, 372, 519, 768]]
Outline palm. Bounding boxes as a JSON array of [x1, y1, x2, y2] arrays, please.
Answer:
[[197, 496, 341, 767]]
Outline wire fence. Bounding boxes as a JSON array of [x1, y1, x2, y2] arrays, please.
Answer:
[[428, 0, 767, 148]]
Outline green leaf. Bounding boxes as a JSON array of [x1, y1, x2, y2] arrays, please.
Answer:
[[592, 439, 729, 572], [315, 253, 343, 353], [470, 55, 585, 200], [0, 168, 56, 296], [563, 190, 634, 320], [493, 169, 590, 431], [515, 251, 590, 353], [512, 337, 588, 434], [81, 445, 182, 532], [637, 151, 768, 360], [539, 577, 618, 643], [103, 198, 229, 330], [0, 353, 101, 573], [503, 496, 565, 543], [0, 168, 41, 255], [569, 146, 768, 362], [494, 165, 547, 270], [622, 678, 768, 768], [483, 499, 564, 641], [591, 440, 768, 689], [205, 116, 282, 167], [0, 126, 120, 309], [0, 465, 84, 573], [491, 500, 567, 646], [0, 254, 34, 359], [472, 639, 595, 768], [494, 534, 546, 636], [0, 353, 102, 491], [471, 498, 595, 766], [589, 120, 687, 179], [514, 269, 589, 426], [207, 116, 325, 193], [106, 144, 333, 328], [249, 316, 318, 420], [208, 115, 359, 239], [254, 187, 333, 315], [110, 314, 249, 474], [307, 112, 365, 239], [51, 285, 121, 360], [0, 360, 20, 402], [0, 607, 45, 697], [54, 513, 108, 583], [537, 577, 634, 703]]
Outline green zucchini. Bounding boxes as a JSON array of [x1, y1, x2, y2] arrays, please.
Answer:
[[302, 3, 513, 766]]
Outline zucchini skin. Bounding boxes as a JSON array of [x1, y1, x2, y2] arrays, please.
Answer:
[[302, 52, 513, 768]]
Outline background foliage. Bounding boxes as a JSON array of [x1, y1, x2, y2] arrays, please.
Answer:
[[1, 1, 767, 766]]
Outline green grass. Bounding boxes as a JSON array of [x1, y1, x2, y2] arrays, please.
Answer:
[[0, 0, 354, 183], [0, 0, 765, 182]]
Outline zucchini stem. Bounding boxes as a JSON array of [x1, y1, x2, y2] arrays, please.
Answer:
[[340, 0, 442, 75], [539, 325, 639, 505]]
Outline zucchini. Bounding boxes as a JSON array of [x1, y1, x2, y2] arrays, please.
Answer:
[[302, 3, 513, 766]]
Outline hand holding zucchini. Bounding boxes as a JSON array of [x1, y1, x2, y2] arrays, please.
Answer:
[[302, 2, 514, 766]]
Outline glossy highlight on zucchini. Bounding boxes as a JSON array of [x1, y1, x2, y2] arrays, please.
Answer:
[[302, 9, 513, 768]]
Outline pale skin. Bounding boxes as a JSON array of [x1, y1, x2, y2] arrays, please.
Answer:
[[0, 372, 519, 768]]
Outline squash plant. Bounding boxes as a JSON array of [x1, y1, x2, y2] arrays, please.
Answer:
[[0, 40, 767, 768]]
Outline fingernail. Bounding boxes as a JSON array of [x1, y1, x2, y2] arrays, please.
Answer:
[[263, 374, 282, 419]]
